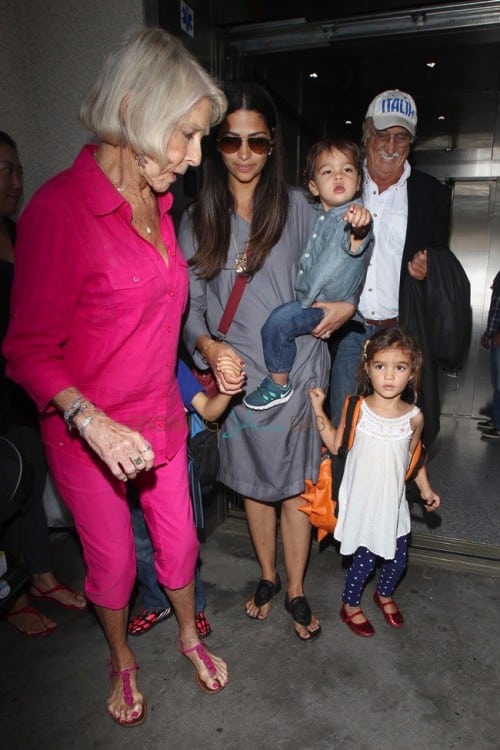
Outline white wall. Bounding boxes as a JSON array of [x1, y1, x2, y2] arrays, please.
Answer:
[[0, 0, 146, 204]]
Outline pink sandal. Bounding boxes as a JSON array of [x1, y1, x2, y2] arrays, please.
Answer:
[[176, 636, 226, 694], [108, 663, 147, 728]]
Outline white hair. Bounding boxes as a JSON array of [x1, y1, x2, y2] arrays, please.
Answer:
[[79, 27, 226, 166]]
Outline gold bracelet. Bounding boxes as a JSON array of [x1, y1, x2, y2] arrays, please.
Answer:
[[201, 339, 218, 364]]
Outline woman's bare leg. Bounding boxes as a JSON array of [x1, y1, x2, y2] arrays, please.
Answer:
[[95, 604, 145, 725], [166, 580, 228, 690], [244, 497, 278, 619], [280, 496, 320, 639]]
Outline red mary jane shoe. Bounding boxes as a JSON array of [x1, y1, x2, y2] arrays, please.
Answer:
[[373, 591, 404, 628], [339, 604, 375, 637]]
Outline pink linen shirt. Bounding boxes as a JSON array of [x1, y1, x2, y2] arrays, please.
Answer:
[[4, 145, 188, 466]]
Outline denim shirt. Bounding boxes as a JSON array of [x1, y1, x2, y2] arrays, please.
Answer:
[[295, 198, 373, 308]]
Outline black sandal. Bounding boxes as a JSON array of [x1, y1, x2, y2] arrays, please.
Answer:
[[284, 594, 321, 641], [246, 573, 281, 618]]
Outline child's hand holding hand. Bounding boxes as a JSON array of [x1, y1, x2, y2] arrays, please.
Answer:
[[216, 354, 245, 392], [421, 488, 440, 512]]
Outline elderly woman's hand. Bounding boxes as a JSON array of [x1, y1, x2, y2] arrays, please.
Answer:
[[76, 409, 155, 482]]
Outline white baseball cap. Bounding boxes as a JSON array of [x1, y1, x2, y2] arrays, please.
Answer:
[[365, 89, 417, 136]]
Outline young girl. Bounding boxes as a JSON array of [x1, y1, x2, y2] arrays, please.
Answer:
[[309, 327, 440, 637]]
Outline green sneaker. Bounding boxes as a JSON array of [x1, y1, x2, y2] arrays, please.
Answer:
[[243, 376, 293, 411]]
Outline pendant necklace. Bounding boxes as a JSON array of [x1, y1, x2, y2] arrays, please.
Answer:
[[231, 230, 249, 274], [132, 208, 155, 236]]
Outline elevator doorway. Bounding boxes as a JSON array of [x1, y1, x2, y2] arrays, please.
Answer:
[[438, 179, 500, 419]]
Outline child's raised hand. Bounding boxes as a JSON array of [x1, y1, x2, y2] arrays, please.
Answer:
[[421, 489, 440, 512], [344, 204, 372, 232]]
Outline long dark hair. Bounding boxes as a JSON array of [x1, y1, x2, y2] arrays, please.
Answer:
[[356, 327, 423, 404], [189, 80, 289, 278]]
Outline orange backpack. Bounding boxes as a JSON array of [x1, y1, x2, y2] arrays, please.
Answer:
[[299, 395, 426, 541]]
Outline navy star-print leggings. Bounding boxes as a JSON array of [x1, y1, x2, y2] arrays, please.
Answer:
[[342, 534, 409, 606]]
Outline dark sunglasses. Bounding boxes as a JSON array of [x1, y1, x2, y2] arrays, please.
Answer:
[[216, 135, 273, 155]]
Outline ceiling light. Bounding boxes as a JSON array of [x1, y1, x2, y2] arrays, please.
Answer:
[[309, 72, 318, 78], [438, 115, 446, 120], [426, 61, 436, 68], [345, 120, 352, 125]]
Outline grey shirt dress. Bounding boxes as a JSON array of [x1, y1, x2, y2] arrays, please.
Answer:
[[180, 187, 330, 502]]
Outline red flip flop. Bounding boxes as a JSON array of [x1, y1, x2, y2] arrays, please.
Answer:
[[30, 583, 86, 610], [3, 605, 57, 637]]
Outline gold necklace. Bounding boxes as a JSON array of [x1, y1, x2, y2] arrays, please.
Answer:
[[132, 208, 155, 236], [231, 231, 249, 274], [94, 151, 155, 236]]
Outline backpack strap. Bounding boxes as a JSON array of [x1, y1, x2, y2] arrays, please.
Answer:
[[338, 395, 363, 457], [406, 440, 427, 482]]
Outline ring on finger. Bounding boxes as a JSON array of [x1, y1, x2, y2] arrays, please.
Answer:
[[133, 456, 143, 467], [139, 442, 152, 454]]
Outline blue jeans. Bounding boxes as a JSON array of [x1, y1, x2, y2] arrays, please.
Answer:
[[261, 301, 324, 374], [329, 322, 377, 426], [491, 342, 500, 429], [130, 502, 206, 614]]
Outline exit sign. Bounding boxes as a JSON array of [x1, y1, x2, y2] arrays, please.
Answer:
[[180, 1, 194, 38]]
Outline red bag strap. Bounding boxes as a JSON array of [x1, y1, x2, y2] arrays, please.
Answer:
[[216, 272, 249, 337]]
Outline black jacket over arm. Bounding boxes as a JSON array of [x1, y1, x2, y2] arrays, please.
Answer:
[[399, 169, 471, 446]]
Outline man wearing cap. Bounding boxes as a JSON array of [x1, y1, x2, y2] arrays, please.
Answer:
[[329, 89, 457, 446]]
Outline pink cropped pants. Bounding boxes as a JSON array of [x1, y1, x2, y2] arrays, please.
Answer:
[[45, 443, 199, 609]]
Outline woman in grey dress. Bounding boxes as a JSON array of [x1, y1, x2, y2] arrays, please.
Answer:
[[180, 81, 354, 640]]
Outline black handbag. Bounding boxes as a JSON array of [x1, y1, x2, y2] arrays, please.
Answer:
[[188, 413, 219, 491]]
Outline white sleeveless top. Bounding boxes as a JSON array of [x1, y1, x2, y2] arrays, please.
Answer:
[[334, 400, 420, 559]]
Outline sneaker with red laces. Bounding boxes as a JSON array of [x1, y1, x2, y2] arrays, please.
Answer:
[[195, 610, 212, 639], [128, 606, 173, 636]]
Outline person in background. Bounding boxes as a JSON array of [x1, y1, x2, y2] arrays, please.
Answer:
[[3, 29, 228, 726], [128, 355, 242, 638], [243, 136, 372, 411], [181, 81, 354, 641], [311, 327, 440, 637], [0, 131, 86, 636], [329, 89, 455, 446], [478, 271, 500, 440]]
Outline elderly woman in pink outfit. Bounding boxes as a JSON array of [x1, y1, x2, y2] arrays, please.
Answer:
[[3, 28, 228, 726]]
